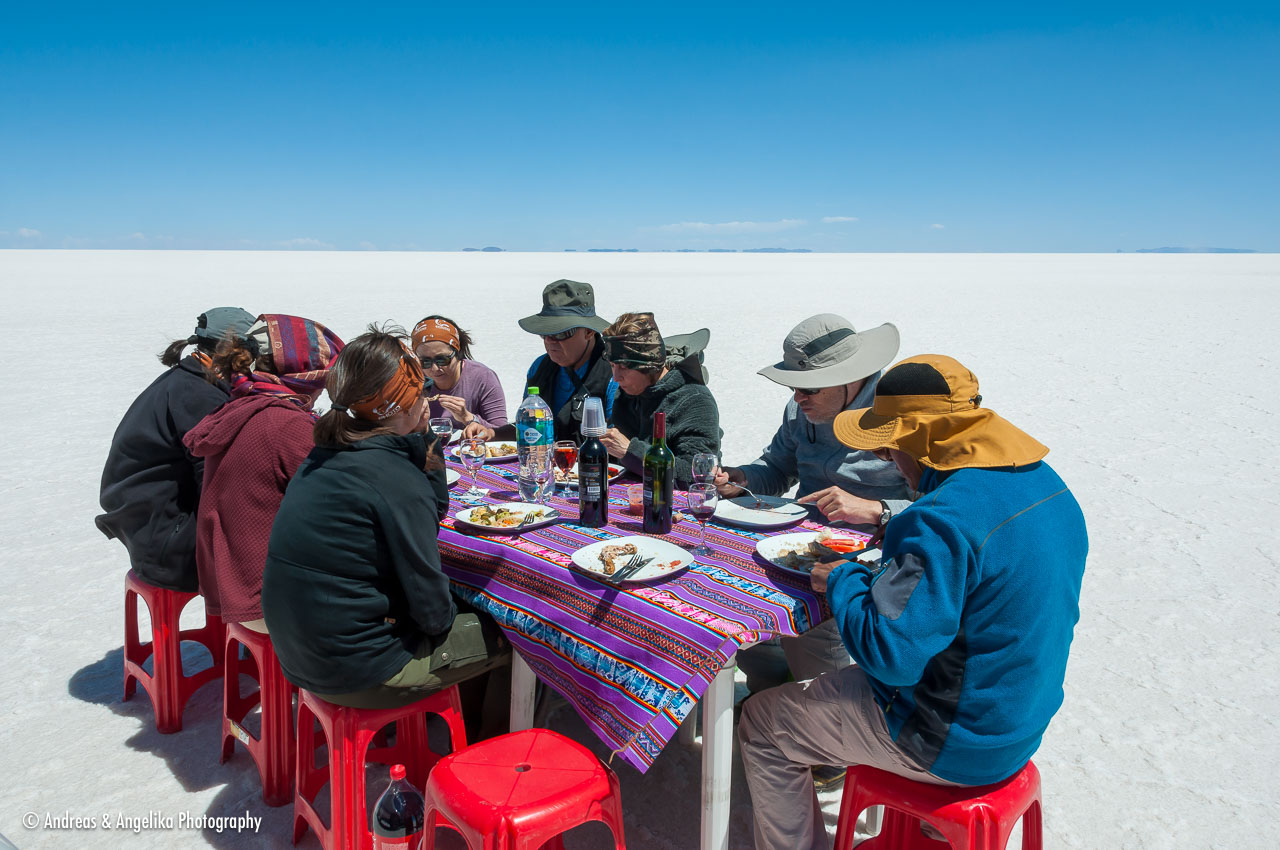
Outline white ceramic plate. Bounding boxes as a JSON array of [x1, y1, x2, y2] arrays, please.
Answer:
[[445, 468, 461, 487], [755, 531, 869, 575], [714, 495, 809, 529], [570, 536, 694, 584], [453, 502, 560, 533], [449, 443, 519, 464], [554, 463, 626, 489]]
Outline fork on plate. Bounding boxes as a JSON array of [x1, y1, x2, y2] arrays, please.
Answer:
[[606, 551, 653, 584]]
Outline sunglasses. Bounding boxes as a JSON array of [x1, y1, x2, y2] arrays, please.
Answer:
[[541, 328, 578, 342], [793, 386, 823, 397], [418, 353, 457, 370]]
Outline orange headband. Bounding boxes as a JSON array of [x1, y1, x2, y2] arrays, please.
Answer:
[[412, 318, 461, 352], [348, 348, 425, 421]]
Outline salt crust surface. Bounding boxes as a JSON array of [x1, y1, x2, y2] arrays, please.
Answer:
[[0, 250, 1276, 848]]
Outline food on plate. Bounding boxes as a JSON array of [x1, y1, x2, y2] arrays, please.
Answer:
[[598, 542, 639, 575], [466, 506, 544, 528], [487, 443, 517, 457], [554, 467, 580, 483], [773, 530, 864, 571]]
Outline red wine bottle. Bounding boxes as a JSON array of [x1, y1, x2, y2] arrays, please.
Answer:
[[642, 411, 675, 534], [577, 398, 610, 528]]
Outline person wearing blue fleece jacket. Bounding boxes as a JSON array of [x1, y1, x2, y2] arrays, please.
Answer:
[[739, 354, 1088, 850]]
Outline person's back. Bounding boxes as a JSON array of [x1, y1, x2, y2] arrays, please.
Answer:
[[847, 461, 1087, 784]]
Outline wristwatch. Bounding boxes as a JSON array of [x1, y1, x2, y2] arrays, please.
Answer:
[[878, 500, 893, 527]]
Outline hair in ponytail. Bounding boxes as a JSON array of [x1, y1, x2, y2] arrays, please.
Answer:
[[158, 337, 196, 367], [313, 323, 441, 473]]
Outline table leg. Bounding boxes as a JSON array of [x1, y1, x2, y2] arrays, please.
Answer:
[[509, 649, 536, 732], [677, 700, 698, 745], [700, 660, 735, 850]]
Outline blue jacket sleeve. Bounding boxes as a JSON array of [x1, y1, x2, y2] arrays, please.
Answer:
[[825, 506, 970, 687]]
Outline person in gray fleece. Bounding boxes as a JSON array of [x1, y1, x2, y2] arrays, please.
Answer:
[[715, 313, 912, 788]]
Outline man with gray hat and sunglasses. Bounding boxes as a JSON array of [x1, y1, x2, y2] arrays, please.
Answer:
[[464, 279, 620, 444], [716, 314, 913, 786]]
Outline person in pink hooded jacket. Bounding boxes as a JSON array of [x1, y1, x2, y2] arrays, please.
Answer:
[[184, 313, 344, 632]]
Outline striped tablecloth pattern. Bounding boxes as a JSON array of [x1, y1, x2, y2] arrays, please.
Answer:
[[437, 461, 864, 772]]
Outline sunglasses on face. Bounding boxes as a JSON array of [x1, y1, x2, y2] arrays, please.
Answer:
[[793, 386, 823, 397], [542, 328, 578, 343], [418, 353, 457, 370]]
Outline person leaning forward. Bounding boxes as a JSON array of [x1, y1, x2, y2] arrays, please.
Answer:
[[463, 279, 618, 443], [738, 354, 1088, 850], [722, 315, 913, 722]]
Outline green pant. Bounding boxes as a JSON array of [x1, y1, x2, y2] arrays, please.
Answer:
[[321, 603, 511, 716]]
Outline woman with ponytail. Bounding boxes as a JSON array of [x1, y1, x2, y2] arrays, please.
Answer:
[[96, 307, 255, 591], [262, 325, 508, 723], [183, 314, 344, 632]]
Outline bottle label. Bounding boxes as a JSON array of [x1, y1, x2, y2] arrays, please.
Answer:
[[521, 426, 542, 445], [642, 484, 653, 505], [372, 834, 419, 849]]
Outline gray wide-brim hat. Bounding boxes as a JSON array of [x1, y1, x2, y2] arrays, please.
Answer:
[[518, 279, 610, 335], [757, 314, 900, 390]]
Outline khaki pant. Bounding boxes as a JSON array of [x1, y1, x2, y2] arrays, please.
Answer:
[[738, 665, 967, 850], [738, 618, 853, 693]]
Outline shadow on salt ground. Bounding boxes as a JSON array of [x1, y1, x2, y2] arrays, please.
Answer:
[[67, 645, 299, 848]]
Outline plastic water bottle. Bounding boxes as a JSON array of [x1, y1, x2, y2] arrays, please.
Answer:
[[516, 386, 555, 502], [371, 764, 424, 849]]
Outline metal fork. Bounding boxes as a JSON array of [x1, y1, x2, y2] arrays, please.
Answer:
[[607, 552, 652, 584], [732, 486, 796, 514]]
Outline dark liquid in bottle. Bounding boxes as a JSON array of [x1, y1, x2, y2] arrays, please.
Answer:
[[577, 435, 609, 528]]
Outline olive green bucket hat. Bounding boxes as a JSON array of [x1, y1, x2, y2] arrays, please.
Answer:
[[518, 279, 611, 335]]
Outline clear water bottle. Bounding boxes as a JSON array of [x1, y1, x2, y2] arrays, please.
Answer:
[[371, 763, 425, 849], [516, 386, 555, 503]]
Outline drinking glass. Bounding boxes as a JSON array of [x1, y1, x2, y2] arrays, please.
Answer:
[[686, 483, 718, 557], [429, 417, 454, 444], [532, 450, 555, 504], [459, 439, 488, 497], [553, 440, 578, 494], [691, 453, 718, 486]]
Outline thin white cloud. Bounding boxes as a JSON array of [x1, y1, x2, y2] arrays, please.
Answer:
[[931, 223, 946, 230], [822, 216, 858, 223], [657, 219, 806, 234], [276, 237, 334, 250], [17, 227, 41, 238], [358, 241, 378, 251]]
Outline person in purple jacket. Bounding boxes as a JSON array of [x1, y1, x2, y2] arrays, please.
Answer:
[[411, 315, 509, 433]]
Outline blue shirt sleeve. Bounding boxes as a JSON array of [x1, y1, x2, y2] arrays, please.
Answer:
[[604, 380, 619, 418], [826, 506, 969, 687]]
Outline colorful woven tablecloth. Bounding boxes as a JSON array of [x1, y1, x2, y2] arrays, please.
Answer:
[[437, 460, 867, 772]]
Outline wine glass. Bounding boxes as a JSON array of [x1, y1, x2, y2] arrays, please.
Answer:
[[429, 417, 454, 445], [532, 449, 555, 505], [691, 453, 718, 486], [459, 439, 488, 497], [686, 483, 718, 557], [553, 440, 578, 495]]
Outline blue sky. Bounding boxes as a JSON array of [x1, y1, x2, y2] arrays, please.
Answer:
[[2, 2, 1277, 252]]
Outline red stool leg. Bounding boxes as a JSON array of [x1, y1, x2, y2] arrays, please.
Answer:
[[149, 588, 186, 733]]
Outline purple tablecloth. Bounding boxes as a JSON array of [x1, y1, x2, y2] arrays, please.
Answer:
[[437, 460, 866, 772]]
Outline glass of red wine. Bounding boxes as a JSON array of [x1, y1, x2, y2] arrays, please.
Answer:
[[686, 483, 719, 557], [553, 440, 578, 496]]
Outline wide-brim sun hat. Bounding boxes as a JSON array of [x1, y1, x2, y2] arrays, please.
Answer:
[[757, 314, 900, 390], [518, 279, 610, 335], [832, 354, 1049, 471]]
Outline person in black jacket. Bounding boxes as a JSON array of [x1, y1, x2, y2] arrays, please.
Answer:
[[96, 307, 255, 591], [599, 311, 722, 488], [262, 326, 508, 715]]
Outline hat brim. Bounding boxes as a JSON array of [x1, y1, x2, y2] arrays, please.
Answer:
[[518, 314, 610, 335], [756, 322, 900, 390], [662, 328, 710, 355], [832, 407, 907, 451]]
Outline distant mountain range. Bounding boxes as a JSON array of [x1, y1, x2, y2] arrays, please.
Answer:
[[1129, 247, 1259, 254], [560, 247, 813, 253]]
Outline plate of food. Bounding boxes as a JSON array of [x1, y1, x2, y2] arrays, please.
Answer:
[[570, 536, 694, 584], [553, 463, 626, 488], [755, 530, 869, 575], [714, 494, 809, 529], [453, 503, 560, 533], [449, 442, 519, 463]]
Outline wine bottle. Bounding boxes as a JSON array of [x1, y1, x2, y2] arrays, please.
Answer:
[[642, 410, 675, 534], [577, 397, 609, 528]]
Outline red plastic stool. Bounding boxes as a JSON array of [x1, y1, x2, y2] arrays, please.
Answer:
[[122, 571, 225, 734], [833, 761, 1043, 850], [221, 624, 297, 806], [422, 728, 627, 850], [293, 686, 467, 850]]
